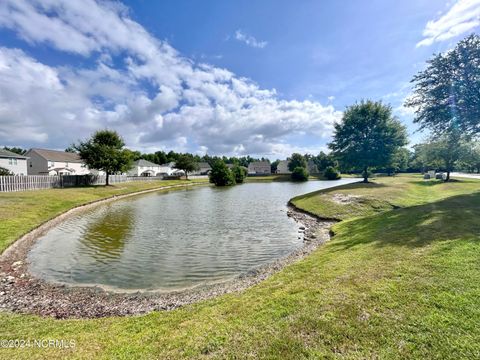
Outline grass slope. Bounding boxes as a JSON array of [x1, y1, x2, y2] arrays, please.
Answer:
[[1, 175, 479, 359]]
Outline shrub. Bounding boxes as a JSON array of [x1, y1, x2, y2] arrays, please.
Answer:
[[209, 160, 236, 186], [324, 166, 341, 180], [0, 167, 11, 176], [231, 165, 247, 183], [291, 166, 309, 181]]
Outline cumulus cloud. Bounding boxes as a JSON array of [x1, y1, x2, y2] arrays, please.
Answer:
[[234, 30, 268, 49], [0, 0, 339, 157], [417, 0, 480, 47]]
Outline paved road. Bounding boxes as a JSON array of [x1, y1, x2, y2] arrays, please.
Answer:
[[451, 172, 480, 180]]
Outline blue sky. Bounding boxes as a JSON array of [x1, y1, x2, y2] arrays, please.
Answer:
[[0, 0, 479, 158]]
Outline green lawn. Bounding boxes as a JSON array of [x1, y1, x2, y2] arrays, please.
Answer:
[[1, 175, 479, 359]]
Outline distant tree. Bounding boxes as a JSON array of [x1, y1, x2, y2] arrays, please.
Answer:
[[406, 34, 480, 136], [209, 160, 235, 186], [64, 146, 77, 153], [0, 167, 12, 176], [231, 164, 247, 183], [459, 142, 480, 173], [75, 130, 132, 186], [271, 160, 280, 173], [314, 151, 337, 172], [288, 153, 307, 172], [3, 146, 26, 155], [291, 166, 309, 181], [386, 148, 411, 175], [324, 166, 341, 180], [421, 130, 470, 181], [174, 154, 199, 180], [329, 100, 408, 183]]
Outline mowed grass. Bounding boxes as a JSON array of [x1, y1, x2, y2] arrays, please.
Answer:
[[1, 175, 480, 359], [0, 179, 207, 253]]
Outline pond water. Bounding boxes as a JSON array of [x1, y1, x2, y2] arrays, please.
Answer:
[[28, 179, 357, 291]]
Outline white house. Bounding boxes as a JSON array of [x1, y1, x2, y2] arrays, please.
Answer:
[[25, 148, 96, 175], [276, 160, 291, 174], [127, 159, 163, 176], [248, 161, 271, 175], [0, 149, 28, 175]]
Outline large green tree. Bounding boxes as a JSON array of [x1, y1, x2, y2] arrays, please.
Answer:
[[406, 34, 480, 136], [75, 130, 132, 185], [329, 100, 408, 183], [288, 153, 307, 172], [174, 154, 199, 180], [209, 160, 235, 186]]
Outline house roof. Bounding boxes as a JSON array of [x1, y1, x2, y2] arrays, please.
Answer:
[[133, 159, 160, 167], [197, 162, 212, 169], [27, 148, 83, 163], [0, 149, 28, 159], [248, 161, 270, 167]]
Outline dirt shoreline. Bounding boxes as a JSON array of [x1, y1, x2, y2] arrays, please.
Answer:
[[0, 188, 336, 319]]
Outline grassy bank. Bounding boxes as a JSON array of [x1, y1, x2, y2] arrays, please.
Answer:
[[1, 175, 479, 359], [0, 179, 207, 253]]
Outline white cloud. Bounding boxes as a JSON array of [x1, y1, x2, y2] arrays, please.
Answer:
[[417, 0, 480, 47], [0, 0, 339, 157], [234, 30, 268, 49]]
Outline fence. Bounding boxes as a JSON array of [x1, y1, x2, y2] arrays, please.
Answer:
[[0, 175, 166, 193]]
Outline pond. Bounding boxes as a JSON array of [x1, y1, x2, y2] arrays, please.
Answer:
[[28, 179, 357, 292]]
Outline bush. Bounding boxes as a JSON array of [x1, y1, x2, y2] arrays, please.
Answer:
[[209, 160, 236, 186], [231, 165, 247, 183], [291, 166, 309, 181], [0, 167, 11, 176], [324, 166, 341, 180]]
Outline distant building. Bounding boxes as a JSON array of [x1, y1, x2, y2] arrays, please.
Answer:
[[25, 148, 98, 175], [192, 162, 212, 175], [127, 159, 162, 177], [307, 160, 319, 174], [276, 160, 291, 174], [248, 161, 271, 175], [0, 149, 28, 175], [158, 162, 177, 175]]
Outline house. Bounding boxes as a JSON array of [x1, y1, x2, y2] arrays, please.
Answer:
[[0, 149, 28, 175], [197, 162, 212, 175], [25, 148, 95, 175], [276, 160, 291, 174], [158, 162, 177, 175], [127, 159, 163, 177], [248, 161, 271, 175], [307, 160, 319, 174]]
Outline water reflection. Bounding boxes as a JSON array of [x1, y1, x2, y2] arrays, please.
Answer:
[[79, 205, 134, 262]]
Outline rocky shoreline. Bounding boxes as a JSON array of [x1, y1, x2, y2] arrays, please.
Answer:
[[0, 204, 336, 319]]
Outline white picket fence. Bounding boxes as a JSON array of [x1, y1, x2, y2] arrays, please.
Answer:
[[0, 175, 166, 193]]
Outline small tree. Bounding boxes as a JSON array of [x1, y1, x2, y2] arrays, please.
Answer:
[[75, 130, 132, 186], [209, 160, 236, 186], [174, 154, 199, 180], [288, 153, 307, 172], [422, 130, 470, 181], [324, 166, 341, 180], [329, 100, 408, 183], [231, 164, 247, 183], [0, 167, 12, 176], [291, 166, 309, 181]]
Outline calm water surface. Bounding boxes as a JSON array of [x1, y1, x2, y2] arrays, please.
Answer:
[[28, 179, 357, 291]]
